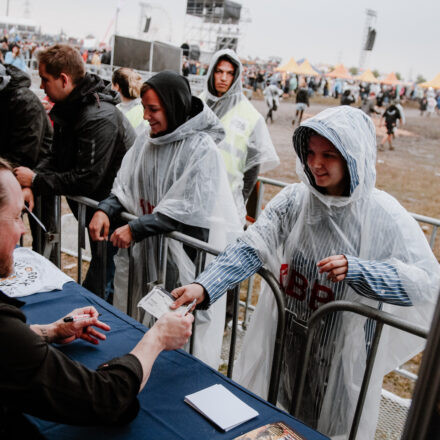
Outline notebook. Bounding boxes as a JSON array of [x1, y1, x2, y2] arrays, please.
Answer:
[[184, 384, 259, 432]]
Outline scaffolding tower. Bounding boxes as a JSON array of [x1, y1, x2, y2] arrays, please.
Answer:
[[184, 0, 250, 55]]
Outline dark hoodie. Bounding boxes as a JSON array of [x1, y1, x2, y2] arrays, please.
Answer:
[[0, 64, 52, 168], [33, 72, 136, 202]]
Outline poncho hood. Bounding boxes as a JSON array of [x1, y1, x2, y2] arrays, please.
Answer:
[[293, 106, 377, 207], [147, 99, 225, 147], [203, 49, 243, 114]]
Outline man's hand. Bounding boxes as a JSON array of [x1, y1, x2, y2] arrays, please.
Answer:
[[22, 187, 34, 211], [14, 166, 35, 187], [149, 312, 194, 351], [170, 283, 206, 310], [317, 255, 348, 283], [30, 306, 110, 345], [110, 225, 133, 248], [89, 210, 110, 241]]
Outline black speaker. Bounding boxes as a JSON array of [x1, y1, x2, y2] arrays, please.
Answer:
[[144, 17, 151, 33], [364, 27, 376, 51]]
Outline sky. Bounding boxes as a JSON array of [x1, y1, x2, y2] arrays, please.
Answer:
[[1, 0, 439, 81]]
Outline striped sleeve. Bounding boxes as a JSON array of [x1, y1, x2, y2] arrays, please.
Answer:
[[345, 255, 412, 306], [195, 240, 263, 308]]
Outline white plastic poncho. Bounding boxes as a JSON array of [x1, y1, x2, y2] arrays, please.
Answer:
[[233, 106, 440, 438], [263, 84, 283, 109], [111, 102, 241, 368], [201, 49, 279, 221]]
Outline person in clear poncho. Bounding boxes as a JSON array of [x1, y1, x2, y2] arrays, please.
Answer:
[[89, 70, 241, 368], [171, 106, 440, 439], [201, 49, 279, 223]]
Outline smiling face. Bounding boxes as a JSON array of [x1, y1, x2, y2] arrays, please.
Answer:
[[306, 135, 349, 196], [0, 172, 26, 277], [142, 88, 168, 136], [213, 59, 235, 97]]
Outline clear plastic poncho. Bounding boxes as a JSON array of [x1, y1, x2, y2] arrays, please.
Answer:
[[111, 102, 242, 368], [201, 49, 279, 221], [233, 106, 440, 439]]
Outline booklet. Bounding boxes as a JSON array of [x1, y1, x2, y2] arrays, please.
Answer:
[[137, 286, 187, 318], [233, 421, 307, 439], [184, 384, 259, 432]]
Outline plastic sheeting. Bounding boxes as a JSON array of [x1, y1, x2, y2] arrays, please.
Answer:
[[201, 49, 279, 221], [111, 102, 241, 368], [233, 106, 440, 439]]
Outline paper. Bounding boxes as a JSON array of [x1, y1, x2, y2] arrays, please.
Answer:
[[184, 384, 259, 432], [137, 286, 187, 318]]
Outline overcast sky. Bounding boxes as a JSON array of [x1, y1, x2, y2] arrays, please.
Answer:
[[1, 0, 438, 81]]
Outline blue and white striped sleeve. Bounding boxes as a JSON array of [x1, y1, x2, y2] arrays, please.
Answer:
[[195, 240, 263, 308], [345, 255, 412, 306]]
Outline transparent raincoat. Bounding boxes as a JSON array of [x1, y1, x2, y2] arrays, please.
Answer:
[[201, 49, 279, 221], [111, 102, 241, 368], [233, 106, 440, 438]]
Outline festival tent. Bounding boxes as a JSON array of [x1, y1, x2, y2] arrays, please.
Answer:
[[381, 72, 402, 85], [326, 64, 352, 80], [419, 73, 440, 89], [275, 57, 300, 73], [355, 69, 379, 83], [295, 59, 320, 76]]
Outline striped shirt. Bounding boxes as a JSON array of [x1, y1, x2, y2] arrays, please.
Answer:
[[195, 239, 411, 307]]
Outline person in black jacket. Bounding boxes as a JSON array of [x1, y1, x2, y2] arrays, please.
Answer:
[[0, 159, 193, 437], [0, 63, 55, 256], [14, 44, 136, 300]]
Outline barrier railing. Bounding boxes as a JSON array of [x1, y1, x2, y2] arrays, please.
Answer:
[[289, 301, 429, 439]]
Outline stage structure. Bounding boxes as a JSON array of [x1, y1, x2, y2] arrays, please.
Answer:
[[184, 0, 250, 61], [358, 9, 378, 72]]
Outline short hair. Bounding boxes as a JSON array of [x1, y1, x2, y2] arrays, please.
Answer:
[[0, 157, 13, 209], [112, 68, 142, 99], [37, 44, 85, 85]]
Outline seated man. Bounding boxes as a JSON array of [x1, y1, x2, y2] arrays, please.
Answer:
[[171, 106, 440, 438], [0, 158, 193, 436]]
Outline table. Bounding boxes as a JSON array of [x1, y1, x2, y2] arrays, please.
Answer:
[[22, 281, 328, 440]]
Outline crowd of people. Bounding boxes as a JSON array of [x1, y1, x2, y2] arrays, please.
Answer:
[[1, 40, 439, 440]]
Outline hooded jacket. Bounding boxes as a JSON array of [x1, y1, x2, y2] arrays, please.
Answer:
[[198, 106, 440, 438], [201, 49, 279, 221], [32, 73, 135, 202], [0, 64, 52, 168]]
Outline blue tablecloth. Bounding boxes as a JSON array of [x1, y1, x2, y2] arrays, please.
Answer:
[[22, 281, 328, 440]]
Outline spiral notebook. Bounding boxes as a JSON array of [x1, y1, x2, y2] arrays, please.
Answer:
[[184, 384, 259, 432]]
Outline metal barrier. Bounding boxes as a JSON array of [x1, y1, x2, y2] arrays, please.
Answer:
[[288, 301, 429, 439]]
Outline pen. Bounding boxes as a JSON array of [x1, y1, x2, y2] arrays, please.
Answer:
[[63, 313, 101, 323], [184, 299, 197, 315]]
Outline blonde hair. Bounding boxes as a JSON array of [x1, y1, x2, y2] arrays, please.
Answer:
[[112, 68, 142, 99]]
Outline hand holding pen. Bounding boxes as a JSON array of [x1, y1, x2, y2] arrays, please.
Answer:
[[55, 306, 110, 345]]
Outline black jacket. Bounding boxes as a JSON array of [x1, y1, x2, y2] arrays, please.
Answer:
[[33, 73, 136, 202], [0, 64, 52, 168]]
